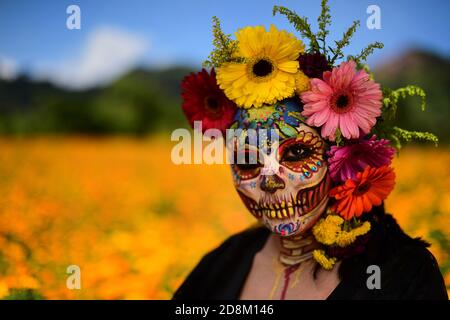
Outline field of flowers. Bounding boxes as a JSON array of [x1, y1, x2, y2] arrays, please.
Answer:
[[0, 136, 448, 299]]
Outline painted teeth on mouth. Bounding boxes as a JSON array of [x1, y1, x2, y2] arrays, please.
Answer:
[[256, 182, 332, 219], [261, 203, 298, 219], [249, 208, 262, 217], [259, 202, 295, 210], [287, 206, 294, 216], [302, 193, 307, 206]]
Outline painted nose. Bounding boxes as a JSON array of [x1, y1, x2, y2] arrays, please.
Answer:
[[260, 174, 285, 193]]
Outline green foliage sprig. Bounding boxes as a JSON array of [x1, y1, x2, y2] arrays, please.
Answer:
[[203, 1, 385, 68], [203, 16, 239, 68], [329, 20, 360, 64], [392, 127, 438, 147], [273, 1, 380, 65], [317, 0, 331, 55], [334, 128, 343, 146], [382, 86, 427, 120], [347, 42, 384, 65], [272, 5, 320, 53], [373, 85, 438, 150]]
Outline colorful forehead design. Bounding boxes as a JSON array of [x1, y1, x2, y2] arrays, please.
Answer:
[[229, 98, 306, 144]]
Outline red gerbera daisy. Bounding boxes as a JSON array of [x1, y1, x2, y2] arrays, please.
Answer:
[[181, 68, 237, 134], [329, 166, 396, 220]]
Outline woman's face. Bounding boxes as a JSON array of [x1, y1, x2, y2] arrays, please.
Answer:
[[230, 122, 330, 237]]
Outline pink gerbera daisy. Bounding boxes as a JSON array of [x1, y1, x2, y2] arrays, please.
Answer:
[[327, 135, 396, 183], [300, 61, 382, 141]]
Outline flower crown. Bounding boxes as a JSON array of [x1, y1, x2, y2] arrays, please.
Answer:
[[180, 1, 438, 270]]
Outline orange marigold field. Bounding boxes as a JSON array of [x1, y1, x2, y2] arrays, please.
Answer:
[[0, 136, 448, 299]]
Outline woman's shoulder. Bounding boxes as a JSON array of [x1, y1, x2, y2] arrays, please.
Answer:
[[374, 213, 442, 272], [381, 216, 448, 299], [172, 224, 269, 299], [335, 213, 448, 300]]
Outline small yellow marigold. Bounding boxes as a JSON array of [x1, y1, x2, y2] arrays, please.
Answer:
[[313, 249, 337, 270], [295, 71, 310, 95], [312, 214, 344, 245], [335, 231, 356, 247], [336, 221, 371, 247]]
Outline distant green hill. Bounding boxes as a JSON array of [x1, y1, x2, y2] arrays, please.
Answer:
[[373, 49, 450, 143], [0, 66, 194, 135], [0, 49, 448, 141]]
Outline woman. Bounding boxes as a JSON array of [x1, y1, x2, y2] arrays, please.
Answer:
[[173, 2, 447, 300], [173, 100, 447, 300]]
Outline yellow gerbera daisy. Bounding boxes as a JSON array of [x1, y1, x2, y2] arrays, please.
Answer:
[[216, 25, 305, 108]]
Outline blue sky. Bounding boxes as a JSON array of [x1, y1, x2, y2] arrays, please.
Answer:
[[0, 0, 449, 88]]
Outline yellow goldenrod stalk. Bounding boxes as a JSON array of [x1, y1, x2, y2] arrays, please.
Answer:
[[203, 16, 239, 68], [335, 221, 371, 247]]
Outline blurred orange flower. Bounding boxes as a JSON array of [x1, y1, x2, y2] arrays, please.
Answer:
[[0, 138, 447, 299]]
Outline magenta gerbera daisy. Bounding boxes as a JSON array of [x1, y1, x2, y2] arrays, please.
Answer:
[[181, 68, 237, 134], [300, 60, 382, 141], [327, 135, 396, 183]]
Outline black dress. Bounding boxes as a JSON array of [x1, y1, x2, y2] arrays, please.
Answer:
[[173, 210, 448, 300]]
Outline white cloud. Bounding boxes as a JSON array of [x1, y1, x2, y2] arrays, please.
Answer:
[[0, 56, 19, 80], [37, 26, 149, 89]]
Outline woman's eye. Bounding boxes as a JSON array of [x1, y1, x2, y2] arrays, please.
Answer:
[[233, 161, 261, 180], [232, 150, 262, 179], [282, 145, 311, 162]]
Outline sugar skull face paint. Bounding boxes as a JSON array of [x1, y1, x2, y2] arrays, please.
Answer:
[[229, 99, 331, 237]]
